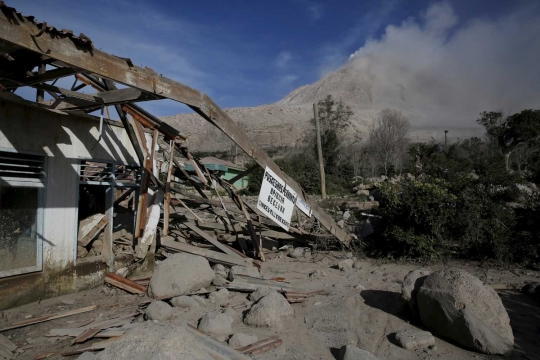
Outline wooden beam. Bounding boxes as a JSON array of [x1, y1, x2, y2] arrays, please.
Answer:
[[0, 305, 99, 332], [104, 272, 146, 294], [228, 164, 258, 187], [181, 221, 242, 258], [160, 239, 253, 267], [0, 8, 201, 107], [163, 140, 174, 236]]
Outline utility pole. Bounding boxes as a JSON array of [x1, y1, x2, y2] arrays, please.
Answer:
[[313, 103, 327, 199]]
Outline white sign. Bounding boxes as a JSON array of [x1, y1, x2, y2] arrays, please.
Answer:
[[295, 196, 312, 217], [257, 167, 297, 231]]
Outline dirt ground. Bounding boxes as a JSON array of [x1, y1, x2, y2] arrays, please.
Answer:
[[1, 252, 539, 360]]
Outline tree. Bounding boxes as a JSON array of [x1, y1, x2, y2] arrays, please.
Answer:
[[368, 109, 410, 176], [477, 110, 540, 171], [310, 95, 354, 175]]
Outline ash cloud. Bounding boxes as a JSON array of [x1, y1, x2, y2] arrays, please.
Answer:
[[348, 2, 540, 130]]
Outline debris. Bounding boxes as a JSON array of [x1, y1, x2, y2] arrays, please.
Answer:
[[0, 333, 17, 359], [228, 265, 261, 281], [228, 333, 259, 349], [244, 291, 293, 328], [237, 336, 282, 356], [401, 269, 431, 312], [161, 239, 253, 267], [145, 301, 173, 321], [394, 329, 435, 350], [284, 290, 326, 303], [0, 305, 99, 332], [212, 264, 228, 279], [104, 273, 146, 295], [417, 268, 514, 355], [338, 259, 354, 272], [288, 247, 310, 259], [212, 276, 227, 286], [309, 269, 327, 279], [78, 214, 108, 247], [34, 352, 55, 359], [337, 345, 377, 360], [198, 312, 233, 340], [148, 253, 215, 299], [73, 328, 101, 344], [60, 339, 113, 356], [208, 288, 229, 304], [170, 296, 202, 308]]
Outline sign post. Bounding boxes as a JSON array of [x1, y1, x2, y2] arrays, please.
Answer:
[[257, 167, 297, 231]]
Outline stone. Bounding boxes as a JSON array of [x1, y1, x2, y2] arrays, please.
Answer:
[[95, 322, 214, 359], [145, 301, 173, 321], [228, 333, 259, 349], [338, 259, 354, 272], [354, 284, 366, 290], [401, 268, 431, 312], [353, 261, 365, 269], [368, 196, 375, 201], [148, 253, 215, 299], [228, 265, 260, 281], [343, 211, 351, 221], [192, 295, 208, 306], [338, 345, 378, 360], [198, 312, 232, 339], [248, 286, 271, 302], [244, 291, 293, 328], [417, 268, 514, 355], [212, 275, 227, 286], [208, 288, 229, 304], [394, 329, 435, 350], [337, 220, 345, 228], [170, 296, 201, 308], [288, 247, 310, 259], [77, 353, 95, 360], [356, 189, 370, 196], [212, 264, 228, 279], [309, 269, 327, 279]]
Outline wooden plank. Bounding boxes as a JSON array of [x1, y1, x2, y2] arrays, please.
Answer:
[[0, 335, 16, 352], [236, 194, 264, 261], [59, 339, 113, 356], [232, 274, 292, 288], [163, 140, 174, 236], [104, 273, 146, 294], [0, 345, 13, 359], [160, 239, 252, 267], [237, 336, 282, 355], [228, 164, 259, 187], [72, 328, 101, 344], [182, 222, 242, 258], [0, 305, 98, 332], [77, 214, 107, 246]]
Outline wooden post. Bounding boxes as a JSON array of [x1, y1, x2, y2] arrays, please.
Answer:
[[313, 103, 327, 199], [163, 140, 174, 236], [36, 64, 45, 103]]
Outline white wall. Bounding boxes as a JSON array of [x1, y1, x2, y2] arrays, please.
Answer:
[[0, 99, 139, 272]]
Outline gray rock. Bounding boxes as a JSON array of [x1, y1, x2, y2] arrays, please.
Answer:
[[212, 275, 227, 286], [248, 286, 271, 302], [288, 247, 310, 258], [208, 288, 229, 304], [228, 265, 260, 281], [401, 269, 431, 312], [145, 301, 173, 321], [170, 296, 201, 308], [148, 253, 215, 299], [77, 353, 95, 360], [356, 189, 370, 196], [198, 312, 233, 339], [192, 295, 208, 306], [309, 269, 327, 279], [354, 284, 366, 290], [338, 259, 354, 272], [212, 264, 228, 279], [338, 345, 377, 360], [228, 333, 259, 349], [337, 220, 345, 228], [95, 322, 214, 359], [417, 268, 514, 355], [343, 211, 351, 221], [244, 291, 293, 328], [394, 329, 435, 350]]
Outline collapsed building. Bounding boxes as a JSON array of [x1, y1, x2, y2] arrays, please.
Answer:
[[0, 2, 351, 310]]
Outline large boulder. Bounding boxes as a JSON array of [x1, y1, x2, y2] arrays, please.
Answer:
[[244, 291, 293, 328], [95, 322, 214, 360], [417, 268, 514, 355], [401, 269, 431, 312], [148, 253, 215, 299]]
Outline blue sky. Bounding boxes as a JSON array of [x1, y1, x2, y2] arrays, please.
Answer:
[[11, 0, 538, 116]]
